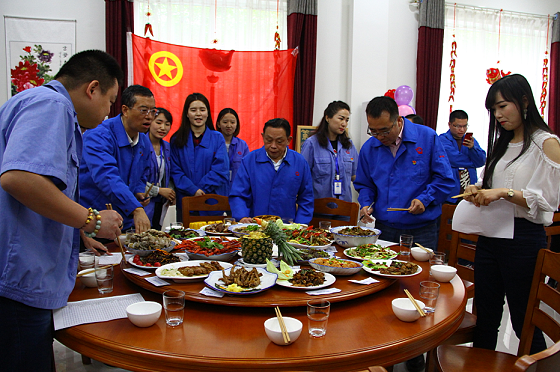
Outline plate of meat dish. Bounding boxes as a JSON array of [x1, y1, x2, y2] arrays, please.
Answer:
[[204, 267, 277, 295], [275, 269, 336, 290], [156, 261, 232, 283], [362, 260, 422, 277], [200, 222, 234, 235], [166, 228, 206, 240], [128, 250, 188, 269], [285, 227, 334, 250], [175, 236, 241, 261]]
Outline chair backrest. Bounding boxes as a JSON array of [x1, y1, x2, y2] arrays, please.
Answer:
[[437, 204, 457, 258], [544, 211, 560, 250], [448, 230, 478, 299], [181, 194, 230, 226], [515, 249, 560, 371], [309, 197, 359, 228]]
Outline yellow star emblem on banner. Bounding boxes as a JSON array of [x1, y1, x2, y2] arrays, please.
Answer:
[[148, 51, 183, 87]]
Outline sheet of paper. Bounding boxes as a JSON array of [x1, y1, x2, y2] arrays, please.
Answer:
[[349, 277, 379, 285], [159, 202, 170, 226], [306, 288, 341, 295], [98, 254, 122, 265], [200, 287, 225, 297], [53, 293, 144, 331], [452, 199, 515, 239]]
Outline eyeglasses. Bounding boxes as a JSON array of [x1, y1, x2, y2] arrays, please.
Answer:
[[129, 107, 159, 117], [367, 119, 397, 137], [451, 123, 468, 130]]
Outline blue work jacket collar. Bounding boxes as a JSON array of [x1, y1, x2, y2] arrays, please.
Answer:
[[114, 114, 134, 148], [370, 117, 418, 148], [255, 146, 293, 165]]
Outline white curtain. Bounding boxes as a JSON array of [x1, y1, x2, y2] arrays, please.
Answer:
[[133, 0, 287, 51], [437, 5, 552, 151]]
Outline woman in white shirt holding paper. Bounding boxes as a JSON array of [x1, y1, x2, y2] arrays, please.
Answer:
[[463, 74, 560, 353]]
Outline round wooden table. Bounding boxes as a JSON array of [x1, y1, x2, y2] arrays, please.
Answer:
[[55, 250, 466, 371]]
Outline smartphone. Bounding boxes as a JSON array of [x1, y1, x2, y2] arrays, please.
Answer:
[[463, 132, 473, 142]]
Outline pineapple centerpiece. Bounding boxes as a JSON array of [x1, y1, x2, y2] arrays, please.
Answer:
[[241, 232, 273, 264]]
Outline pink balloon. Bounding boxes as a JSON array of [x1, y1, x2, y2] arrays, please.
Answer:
[[395, 85, 414, 106], [398, 105, 415, 117]]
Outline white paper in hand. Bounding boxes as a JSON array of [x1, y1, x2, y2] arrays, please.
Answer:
[[452, 199, 514, 239]]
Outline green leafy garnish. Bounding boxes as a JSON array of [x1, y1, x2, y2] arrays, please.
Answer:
[[198, 237, 224, 250]]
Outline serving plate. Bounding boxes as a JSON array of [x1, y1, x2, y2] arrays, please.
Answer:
[[155, 261, 233, 283], [183, 236, 240, 261], [287, 241, 333, 250], [126, 241, 176, 257], [127, 253, 188, 270], [228, 223, 261, 237], [235, 258, 280, 268], [275, 270, 336, 290], [362, 260, 422, 278], [165, 228, 206, 239], [200, 223, 233, 236], [204, 267, 277, 295], [308, 257, 363, 276], [343, 245, 398, 261]]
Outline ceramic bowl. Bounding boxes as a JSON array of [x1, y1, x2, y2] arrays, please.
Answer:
[[392, 298, 426, 322], [411, 247, 434, 261], [78, 269, 97, 288], [264, 316, 303, 345], [431, 265, 457, 282], [126, 301, 162, 327], [330, 226, 381, 248], [308, 257, 363, 276]]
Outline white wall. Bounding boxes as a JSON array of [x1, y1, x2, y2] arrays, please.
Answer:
[[0, 0, 106, 104]]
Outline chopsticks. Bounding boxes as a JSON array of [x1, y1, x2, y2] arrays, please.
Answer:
[[359, 201, 375, 221], [415, 242, 432, 254], [404, 289, 426, 317], [451, 192, 473, 199], [143, 184, 154, 199], [106, 203, 127, 263], [275, 306, 291, 344], [387, 207, 410, 211], [77, 263, 119, 277]]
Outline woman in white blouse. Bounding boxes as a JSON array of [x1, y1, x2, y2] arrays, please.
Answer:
[[464, 74, 560, 353]]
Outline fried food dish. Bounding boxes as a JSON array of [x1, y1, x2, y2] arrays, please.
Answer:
[[289, 269, 325, 287], [220, 266, 262, 288], [252, 215, 281, 222], [379, 261, 419, 275], [314, 257, 361, 268], [177, 261, 223, 277], [337, 227, 377, 236]]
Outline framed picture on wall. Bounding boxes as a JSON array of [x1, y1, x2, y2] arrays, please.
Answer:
[[296, 125, 316, 153]]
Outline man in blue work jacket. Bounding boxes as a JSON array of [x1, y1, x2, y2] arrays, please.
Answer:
[[229, 118, 314, 224], [80, 85, 155, 235], [356, 96, 455, 249]]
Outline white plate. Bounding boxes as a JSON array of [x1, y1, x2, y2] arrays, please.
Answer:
[[127, 253, 188, 270], [228, 223, 261, 237], [200, 223, 233, 235], [275, 270, 336, 290], [343, 245, 398, 261], [155, 260, 233, 283], [235, 258, 279, 268], [362, 260, 422, 278], [204, 267, 278, 295]]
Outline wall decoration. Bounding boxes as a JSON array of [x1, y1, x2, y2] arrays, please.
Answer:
[[4, 16, 76, 97]]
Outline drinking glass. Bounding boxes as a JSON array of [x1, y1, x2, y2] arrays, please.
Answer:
[[223, 217, 236, 226], [319, 221, 332, 231], [163, 290, 185, 327], [95, 262, 114, 294], [307, 300, 330, 337], [78, 252, 97, 270], [429, 252, 446, 277], [419, 281, 440, 313], [399, 234, 413, 262], [169, 222, 183, 230]]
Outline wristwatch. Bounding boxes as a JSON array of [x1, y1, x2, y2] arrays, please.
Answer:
[[507, 189, 515, 198]]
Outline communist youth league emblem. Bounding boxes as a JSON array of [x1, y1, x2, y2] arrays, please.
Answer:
[[148, 51, 183, 87]]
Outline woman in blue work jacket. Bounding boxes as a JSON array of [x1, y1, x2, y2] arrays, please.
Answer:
[[170, 93, 229, 221], [301, 100, 358, 202], [216, 108, 249, 186]]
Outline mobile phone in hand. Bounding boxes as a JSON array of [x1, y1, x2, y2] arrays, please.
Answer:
[[463, 132, 473, 142]]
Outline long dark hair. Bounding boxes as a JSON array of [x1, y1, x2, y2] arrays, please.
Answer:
[[482, 74, 553, 189], [313, 101, 352, 149], [155, 107, 173, 124], [171, 93, 214, 148], [216, 108, 241, 137]]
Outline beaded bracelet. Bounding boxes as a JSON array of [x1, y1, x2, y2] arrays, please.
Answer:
[[81, 207, 94, 229], [84, 209, 101, 238]]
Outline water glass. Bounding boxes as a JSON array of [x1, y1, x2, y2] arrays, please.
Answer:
[[78, 252, 97, 270], [429, 252, 446, 276], [319, 221, 332, 231], [223, 217, 236, 226], [399, 234, 413, 261], [94, 262, 114, 294], [419, 281, 440, 313], [307, 300, 330, 337], [163, 290, 185, 327], [169, 222, 183, 230]]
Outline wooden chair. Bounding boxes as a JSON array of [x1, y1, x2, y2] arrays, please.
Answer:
[[425, 231, 478, 372], [437, 204, 457, 257], [368, 367, 388, 372], [181, 194, 230, 227], [435, 249, 560, 372], [309, 197, 359, 227], [544, 211, 560, 250]]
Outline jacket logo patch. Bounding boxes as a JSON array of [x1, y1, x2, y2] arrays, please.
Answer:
[[416, 147, 423, 154], [412, 160, 417, 165], [238, 151, 242, 155], [295, 172, 300, 176]]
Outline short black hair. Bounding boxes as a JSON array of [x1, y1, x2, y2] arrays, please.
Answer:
[[121, 85, 154, 108], [263, 118, 291, 138], [365, 96, 399, 121], [405, 114, 424, 125], [54, 50, 123, 93], [449, 110, 468, 123]]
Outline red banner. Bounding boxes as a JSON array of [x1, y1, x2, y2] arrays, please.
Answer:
[[132, 34, 297, 151]]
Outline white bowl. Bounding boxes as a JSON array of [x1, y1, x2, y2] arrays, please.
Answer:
[[308, 257, 363, 276], [126, 301, 162, 327], [431, 265, 457, 282], [330, 226, 381, 248], [411, 247, 433, 261], [392, 298, 426, 322], [264, 316, 303, 345], [78, 270, 97, 288]]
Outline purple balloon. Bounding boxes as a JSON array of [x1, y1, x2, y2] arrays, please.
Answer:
[[398, 104, 415, 117], [395, 85, 414, 106]]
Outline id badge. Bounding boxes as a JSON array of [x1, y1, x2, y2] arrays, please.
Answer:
[[333, 178, 343, 195]]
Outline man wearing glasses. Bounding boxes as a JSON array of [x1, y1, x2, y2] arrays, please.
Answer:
[[80, 85, 155, 239], [439, 110, 486, 203], [356, 96, 454, 250]]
